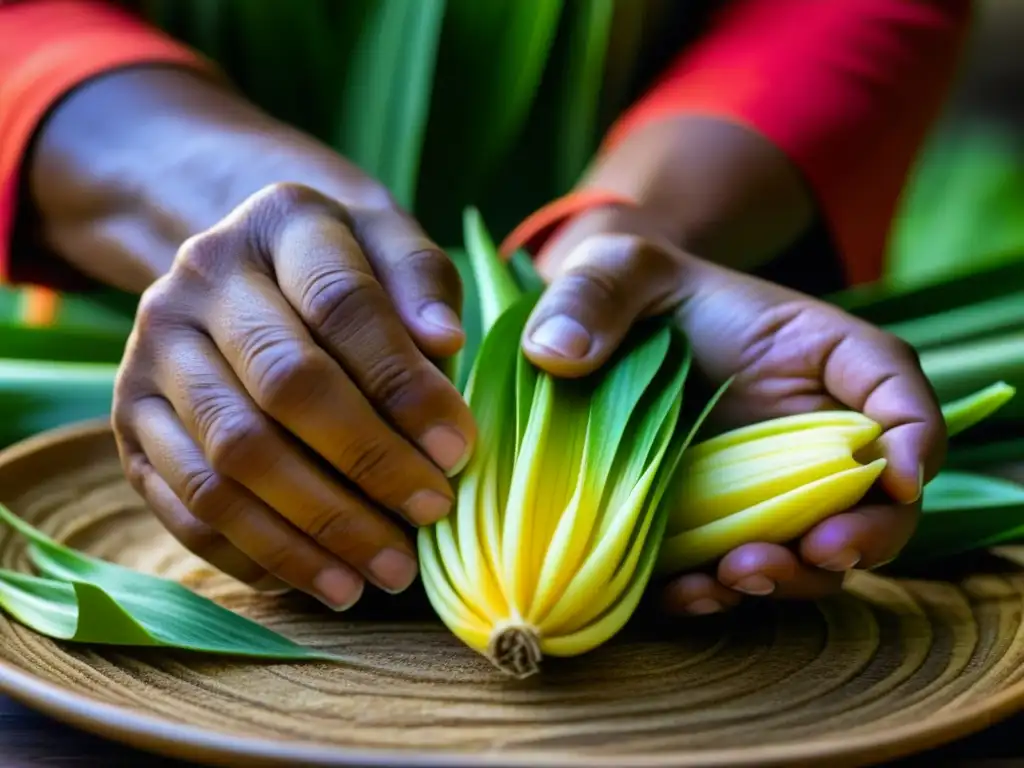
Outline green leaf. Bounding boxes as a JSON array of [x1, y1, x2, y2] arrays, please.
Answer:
[[920, 332, 1024, 421], [947, 437, 1024, 470], [829, 257, 1024, 327], [942, 381, 1017, 438], [419, 0, 565, 204], [887, 126, 1024, 289], [0, 359, 117, 448], [0, 571, 161, 647], [552, 0, 616, 190], [884, 290, 1024, 352], [334, 0, 447, 207], [0, 325, 126, 365], [463, 207, 525, 336], [508, 249, 547, 295], [0, 505, 337, 661], [898, 471, 1024, 565]]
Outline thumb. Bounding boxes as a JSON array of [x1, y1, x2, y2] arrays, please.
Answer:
[[522, 233, 686, 378]]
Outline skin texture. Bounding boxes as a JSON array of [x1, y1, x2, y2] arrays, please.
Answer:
[[529, 118, 946, 614], [27, 67, 947, 614]]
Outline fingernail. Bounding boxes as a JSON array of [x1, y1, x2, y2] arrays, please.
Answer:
[[529, 315, 591, 359], [421, 425, 469, 476], [908, 462, 924, 504], [368, 548, 419, 594], [403, 489, 452, 525], [732, 575, 775, 596], [420, 302, 463, 335], [686, 598, 723, 615], [313, 567, 363, 611], [818, 548, 861, 572]]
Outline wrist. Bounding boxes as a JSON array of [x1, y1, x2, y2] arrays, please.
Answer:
[[579, 115, 815, 272], [27, 66, 376, 293]]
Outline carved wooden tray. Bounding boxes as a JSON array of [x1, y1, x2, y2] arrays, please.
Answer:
[[0, 420, 1023, 768]]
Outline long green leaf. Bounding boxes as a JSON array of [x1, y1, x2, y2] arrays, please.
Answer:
[[942, 382, 1017, 438], [552, 0, 616, 190], [0, 505, 337, 661], [334, 0, 446, 207], [0, 359, 117, 447], [947, 437, 1024, 470], [420, 0, 564, 204], [829, 256, 1024, 327], [887, 127, 1024, 289], [920, 332, 1024, 421], [463, 207, 524, 335], [0, 325, 126, 365], [899, 472, 1024, 565], [884, 291, 1024, 352]]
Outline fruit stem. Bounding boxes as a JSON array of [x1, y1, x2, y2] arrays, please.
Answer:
[[487, 622, 542, 679]]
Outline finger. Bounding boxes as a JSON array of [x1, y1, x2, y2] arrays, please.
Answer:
[[799, 502, 921, 572], [172, 228, 459, 525], [354, 207, 466, 359], [258, 199, 475, 476], [522, 233, 686, 378], [660, 572, 744, 616], [717, 543, 845, 600], [117, 431, 282, 589], [823, 326, 946, 504], [130, 395, 365, 610], [154, 329, 420, 595]]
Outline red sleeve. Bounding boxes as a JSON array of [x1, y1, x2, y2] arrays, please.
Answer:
[[502, 0, 973, 287], [0, 0, 208, 288]]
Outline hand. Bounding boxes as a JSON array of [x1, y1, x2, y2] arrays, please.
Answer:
[[523, 205, 946, 615], [113, 181, 476, 610]]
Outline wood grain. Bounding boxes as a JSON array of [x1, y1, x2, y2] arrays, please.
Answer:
[[0, 421, 1024, 767], [0, 693, 1021, 768]]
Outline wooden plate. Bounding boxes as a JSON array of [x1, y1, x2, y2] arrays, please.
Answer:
[[1, 421, 1024, 768]]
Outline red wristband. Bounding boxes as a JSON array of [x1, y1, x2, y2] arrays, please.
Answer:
[[499, 189, 636, 260]]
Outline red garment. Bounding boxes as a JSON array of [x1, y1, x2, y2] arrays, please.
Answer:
[[504, 0, 973, 286], [0, 0, 971, 291]]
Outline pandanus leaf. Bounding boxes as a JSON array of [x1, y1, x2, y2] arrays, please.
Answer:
[[0, 504, 338, 661]]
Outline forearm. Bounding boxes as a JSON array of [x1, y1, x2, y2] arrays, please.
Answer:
[[503, 0, 971, 286], [29, 68, 339, 293], [574, 115, 814, 273]]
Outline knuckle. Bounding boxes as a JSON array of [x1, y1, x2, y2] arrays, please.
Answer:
[[405, 245, 456, 280], [354, 182, 396, 210], [174, 231, 232, 286], [303, 508, 362, 554], [171, 517, 223, 562], [562, 261, 621, 304], [179, 467, 230, 524], [884, 333, 921, 366], [253, 182, 325, 218], [299, 268, 382, 332], [248, 538, 294, 577], [337, 436, 393, 487], [119, 451, 148, 498], [249, 341, 333, 414], [363, 355, 418, 411], [134, 277, 180, 334], [570, 232, 680, 286], [198, 401, 271, 478]]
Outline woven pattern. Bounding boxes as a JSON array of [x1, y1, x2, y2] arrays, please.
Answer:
[[0, 422, 1022, 768]]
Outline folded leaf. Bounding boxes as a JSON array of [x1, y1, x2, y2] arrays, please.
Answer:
[[0, 504, 338, 661]]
